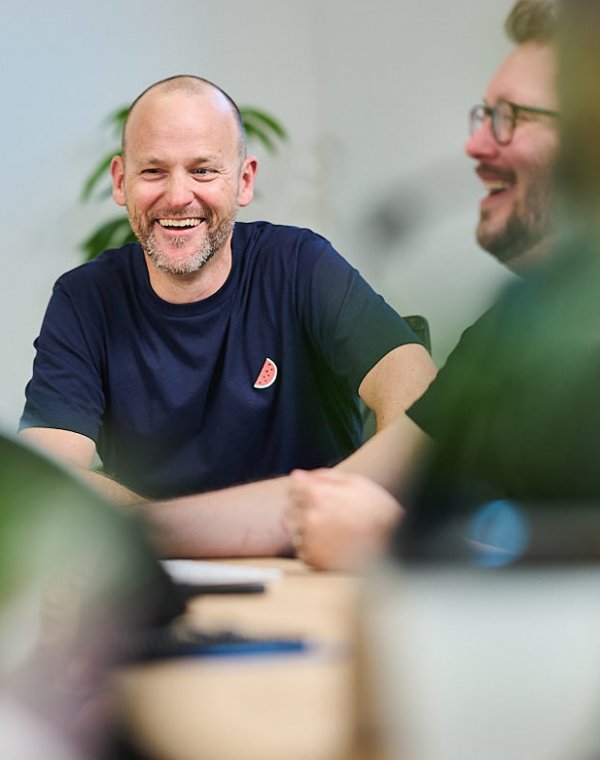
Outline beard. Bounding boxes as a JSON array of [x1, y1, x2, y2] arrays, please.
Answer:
[[129, 205, 237, 276], [477, 168, 555, 268]]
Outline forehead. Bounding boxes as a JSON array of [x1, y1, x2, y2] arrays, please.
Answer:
[[485, 42, 558, 109], [124, 88, 240, 161]]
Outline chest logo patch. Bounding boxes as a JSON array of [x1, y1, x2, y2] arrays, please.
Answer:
[[254, 357, 278, 389]]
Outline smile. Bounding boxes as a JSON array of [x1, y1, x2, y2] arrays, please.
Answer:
[[476, 164, 515, 200], [157, 218, 203, 228], [483, 180, 511, 195]]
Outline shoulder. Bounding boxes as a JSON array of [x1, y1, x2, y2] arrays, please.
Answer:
[[234, 221, 334, 256], [55, 243, 141, 292], [233, 222, 351, 285]]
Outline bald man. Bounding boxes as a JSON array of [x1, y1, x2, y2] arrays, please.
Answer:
[[20, 75, 435, 558]]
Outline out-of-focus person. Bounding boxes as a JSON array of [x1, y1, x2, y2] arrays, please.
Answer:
[[0, 431, 182, 759], [286, 0, 562, 570]]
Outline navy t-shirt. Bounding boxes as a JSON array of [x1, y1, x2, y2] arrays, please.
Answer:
[[21, 221, 420, 498]]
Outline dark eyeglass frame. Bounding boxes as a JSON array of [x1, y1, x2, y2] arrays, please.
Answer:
[[469, 99, 559, 146]]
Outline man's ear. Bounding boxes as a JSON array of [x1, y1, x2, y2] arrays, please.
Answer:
[[238, 156, 258, 208], [110, 155, 126, 207]]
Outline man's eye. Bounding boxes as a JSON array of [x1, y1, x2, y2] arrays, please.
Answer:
[[141, 168, 162, 176], [192, 168, 215, 178]]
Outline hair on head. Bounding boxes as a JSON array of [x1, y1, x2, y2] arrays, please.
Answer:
[[505, 0, 559, 43], [122, 74, 247, 159]]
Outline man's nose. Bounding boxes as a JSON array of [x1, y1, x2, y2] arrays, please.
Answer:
[[464, 117, 499, 160], [164, 172, 194, 207]]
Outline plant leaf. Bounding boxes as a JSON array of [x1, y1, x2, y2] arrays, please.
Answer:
[[81, 152, 120, 202], [241, 107, 288, 154], [104, 106, 130, 136], [240, 107, 288, 140], [243, 122, 277, 153], [80, 216, 135, 261]]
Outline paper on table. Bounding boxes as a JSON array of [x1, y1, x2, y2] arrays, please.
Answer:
[[160, 559, 283, 587]]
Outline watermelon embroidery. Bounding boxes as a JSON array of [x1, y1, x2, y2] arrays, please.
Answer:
[[254, 357, 278, 389]]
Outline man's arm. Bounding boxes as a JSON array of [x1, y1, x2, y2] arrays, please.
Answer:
[[336, 411, 432, 497], [20, 419, 431, 563], [20, 342, 436, 560], [358, 342, 436, 432], [141, 478, 291, 558], [283, 413, 435, 570], [19, 428, 143, 506], [148, 343, 436, 558], [283, 341, 437, 570], [286, 468, 403, 570], [19, 426, 292, 557]]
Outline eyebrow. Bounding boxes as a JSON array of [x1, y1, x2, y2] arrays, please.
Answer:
[[136, 154, 223, 166]]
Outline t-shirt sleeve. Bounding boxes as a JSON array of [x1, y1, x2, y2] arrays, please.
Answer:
[[19, 279, 106, 441], [296, 233, 424, 392], [407, 306, 502, 439]]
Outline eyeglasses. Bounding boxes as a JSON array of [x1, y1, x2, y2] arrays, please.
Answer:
[[469, 99, 559, 146]]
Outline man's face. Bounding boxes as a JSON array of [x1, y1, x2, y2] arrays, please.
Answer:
[[111, 88, 256, 277], [465, 42, 559, 272]]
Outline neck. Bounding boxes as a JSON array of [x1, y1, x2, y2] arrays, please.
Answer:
[[503, 235, 554, 278], [145, 245, 233, 304]]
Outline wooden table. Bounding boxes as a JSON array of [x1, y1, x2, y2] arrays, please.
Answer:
[[115, 559, 379, 760]]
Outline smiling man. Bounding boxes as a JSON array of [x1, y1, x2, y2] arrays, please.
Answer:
[[285, 0, 563, 570], [19, 75, 435, 558], [112, 80, 253, 300], [467, 13, 559, 272]]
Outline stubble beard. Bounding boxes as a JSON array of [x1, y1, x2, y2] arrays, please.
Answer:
[[477, 170, 555, 268], [130, 207, 238, 276]]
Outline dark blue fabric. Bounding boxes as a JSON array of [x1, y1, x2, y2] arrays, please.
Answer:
[[21, 221, 420, 499]]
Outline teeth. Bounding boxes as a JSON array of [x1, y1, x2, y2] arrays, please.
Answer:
[[158, 218, 202, 228], [484, 181, 510, 193]]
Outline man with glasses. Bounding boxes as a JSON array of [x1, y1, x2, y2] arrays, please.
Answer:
[[466, 4, 559, 273], [286, 0, 563, 569], [470, 101, 558, 145]]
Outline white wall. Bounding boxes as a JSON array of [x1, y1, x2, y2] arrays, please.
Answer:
[[1, 0, 516, 429]]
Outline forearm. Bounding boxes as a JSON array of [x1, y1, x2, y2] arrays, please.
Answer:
[[76, 468, 145, 508], [138, 476, 293, 559], [19, 428, 143, 508], [335, 413, 432, 501], [359, 343, 437, 433]]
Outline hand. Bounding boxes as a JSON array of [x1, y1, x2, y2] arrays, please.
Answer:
[[285, 469, 403, 571]]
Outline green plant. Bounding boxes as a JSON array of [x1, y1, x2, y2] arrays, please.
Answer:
[[80, 105, 287, 261]]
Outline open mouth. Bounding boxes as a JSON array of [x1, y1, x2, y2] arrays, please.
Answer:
[[477, 165, 515, 201], [157, 218, 204, 230], [483, 180, 512, 198]]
